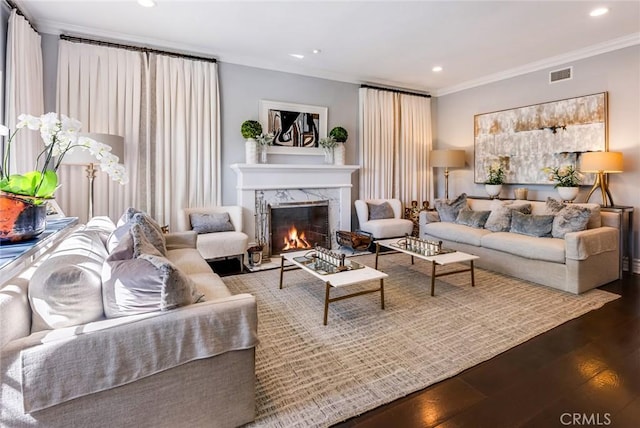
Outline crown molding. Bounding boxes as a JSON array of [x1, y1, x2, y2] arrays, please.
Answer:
[[434, 33, 640, 97], [35, 17, 638, 99]]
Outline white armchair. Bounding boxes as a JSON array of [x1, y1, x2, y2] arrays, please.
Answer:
[[355, 199, 414, 239], [179, 206, 249, 262]]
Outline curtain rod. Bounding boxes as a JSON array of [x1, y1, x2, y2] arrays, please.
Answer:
[[4, 0, 37, 32], [60, 34, 217, 63], [360, 84, 431, 98]]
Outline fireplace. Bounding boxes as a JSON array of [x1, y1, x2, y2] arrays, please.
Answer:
[[269, 200, 330, 255]]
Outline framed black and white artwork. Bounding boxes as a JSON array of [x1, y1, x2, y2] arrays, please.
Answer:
[[259, 100, 327, 155]]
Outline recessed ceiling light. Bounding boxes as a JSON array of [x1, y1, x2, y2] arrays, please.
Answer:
[[312, 49, 322, 54], [432, 66, 443, 72], [289, 54, 305, 59], [590, 7, 609, 17], [138, 0, 156, 7]]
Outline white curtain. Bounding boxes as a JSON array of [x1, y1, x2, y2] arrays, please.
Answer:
[[359, 87, 433, 205], [148, 54, 220, 231], [3, 10, 44, 175], [56, 40, 146, 223]]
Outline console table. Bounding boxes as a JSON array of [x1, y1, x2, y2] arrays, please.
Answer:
[[0, 217, 79, 284], [601, 206, 634, 278]]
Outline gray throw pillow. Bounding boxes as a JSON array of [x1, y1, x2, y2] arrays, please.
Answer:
[[189, 212, 235, 234], [434, 193, 468, 223], [552, 205, 591, 238], [108, 212, 166, 255], [101, 253, 204, 318], [510, 211, 554, 237], [117, 207, 143, 227], [455, 209, 491, 228], [545, 197, 566, 215], [367, 202, 395, 220], [485, 202, 532, 232], [131, 223, 164, 258]]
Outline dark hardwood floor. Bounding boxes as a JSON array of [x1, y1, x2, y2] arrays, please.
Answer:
[[334, 273, 640, 428]]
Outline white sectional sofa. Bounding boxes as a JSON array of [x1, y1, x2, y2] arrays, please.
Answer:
[[419, 197, 620, 294], [0, 215, 257, 427]]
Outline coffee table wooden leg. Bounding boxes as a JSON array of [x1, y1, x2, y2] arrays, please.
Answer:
[[279, 256, 285, 289], [324, 282, 331, 325], [375, 242, 380, 269], [380, 278, 385, 309], [470, 260, 475, 287], [431, 261, 437, 296], [411, 255, 414, 265]]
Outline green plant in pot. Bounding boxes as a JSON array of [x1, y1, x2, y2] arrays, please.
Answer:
[[241, 120, 263, 164], [329, 126, 348, 143], [241, 120, 262, 140]]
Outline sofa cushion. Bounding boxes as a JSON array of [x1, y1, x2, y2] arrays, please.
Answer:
[[455, 209, 491, 228], [552, 205, 591, 238], [481, 232, 566, 263], [367, 201, 395, 220], [484, 200, 532, 232], [510, 211, 554, 237], [434, 193, 468, 222], [166, 248, 214, 274], [102, 253, 203, 318], [28, 230, 107, 332], [108, 212, 166, 255], [423, 221, 491, 246], [190, 212, 235, 234]]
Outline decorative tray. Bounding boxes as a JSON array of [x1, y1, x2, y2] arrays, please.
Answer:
[[293, 255, 365, 275], [390, 241, 455, 256]]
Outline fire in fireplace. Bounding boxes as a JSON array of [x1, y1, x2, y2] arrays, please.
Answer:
[[269, 200, 330, 255]]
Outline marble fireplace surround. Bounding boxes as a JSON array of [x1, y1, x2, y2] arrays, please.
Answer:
[[231, 164, 360, 249]]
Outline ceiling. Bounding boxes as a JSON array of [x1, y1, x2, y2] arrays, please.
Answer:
[[16, 0, 640, 96]]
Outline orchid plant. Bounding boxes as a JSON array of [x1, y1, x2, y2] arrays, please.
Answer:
[[318, 136, 337, 150], [255, 132, 275, 146], [0, 113, 127, 200]]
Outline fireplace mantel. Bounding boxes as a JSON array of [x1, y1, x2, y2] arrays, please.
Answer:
[[231, 163, 360, 243]]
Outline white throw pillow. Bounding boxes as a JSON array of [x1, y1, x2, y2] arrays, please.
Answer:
[[28, 230, 107, 332]]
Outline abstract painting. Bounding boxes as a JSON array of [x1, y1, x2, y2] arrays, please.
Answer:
[[474, 92, 607, 184], [259, 100, 327, 154]]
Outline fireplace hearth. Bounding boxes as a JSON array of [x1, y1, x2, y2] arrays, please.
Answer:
[[269, 200, 330, 255]]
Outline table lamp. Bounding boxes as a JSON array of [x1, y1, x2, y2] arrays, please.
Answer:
[[580, 151, 623, 207], [430, 149, 465, 200], [61, 133, 125, 218]]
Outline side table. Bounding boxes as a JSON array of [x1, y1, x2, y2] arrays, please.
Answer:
[[601, 206, 634, 278]]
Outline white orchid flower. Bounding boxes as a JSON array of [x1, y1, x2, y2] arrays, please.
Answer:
[[17, 114, 41, 130], [0, 125, 9, 136]]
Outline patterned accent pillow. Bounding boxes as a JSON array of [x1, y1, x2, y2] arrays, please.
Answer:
[[545, 197, 566, 214], [455, 209, 491, 228], [102, 254, 204, 318], [189, 212, 235, 234], [367, 202, 395, 220], [485, 201, 532, 232], [434, 193, 468, 223], [552, 205, 591, 238], [510, 211, 554, 237]]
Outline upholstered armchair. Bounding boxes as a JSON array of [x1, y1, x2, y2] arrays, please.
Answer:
[[355, 199, 414, 239], [179, 206, 249, 262]]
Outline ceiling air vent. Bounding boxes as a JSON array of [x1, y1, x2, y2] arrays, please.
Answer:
[[549, 67, 573, 84]]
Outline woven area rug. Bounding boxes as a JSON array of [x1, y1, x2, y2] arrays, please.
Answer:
[[223, 253, 619, 427]]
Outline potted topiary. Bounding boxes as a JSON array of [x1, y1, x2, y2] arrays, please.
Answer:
[[241, 120, 263, 164], [329, 126, 348, 165]]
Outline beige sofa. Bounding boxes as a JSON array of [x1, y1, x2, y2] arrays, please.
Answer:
[[0, 216, 257, 427], [419, 198, 620, 294]]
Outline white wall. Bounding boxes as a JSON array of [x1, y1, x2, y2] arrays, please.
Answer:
[[433, 45, 640, 271], [217, 62, 359, 206]]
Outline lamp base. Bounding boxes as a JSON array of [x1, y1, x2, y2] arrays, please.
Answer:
[[585, 171, 614, 207]]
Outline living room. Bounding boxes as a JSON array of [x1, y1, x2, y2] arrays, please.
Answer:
[[1, 1, 639, 427]]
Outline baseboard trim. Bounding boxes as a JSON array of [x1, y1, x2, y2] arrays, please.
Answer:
[[624, 257, 640, 275]]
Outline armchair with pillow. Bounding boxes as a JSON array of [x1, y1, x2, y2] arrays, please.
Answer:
[[355, 199, 414, 239], [179, 206, 249, 264]]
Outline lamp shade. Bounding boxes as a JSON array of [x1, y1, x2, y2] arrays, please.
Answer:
[[61, 133, 125, 165], [430, 149, 465, 168], [580, 151, 623, 173]]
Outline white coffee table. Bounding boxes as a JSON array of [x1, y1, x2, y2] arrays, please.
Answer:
[[375, 238, 479, 296], [279, 250, 388, 325]]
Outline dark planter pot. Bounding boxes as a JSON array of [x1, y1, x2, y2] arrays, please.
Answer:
[[0, 193, 47, 243]]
